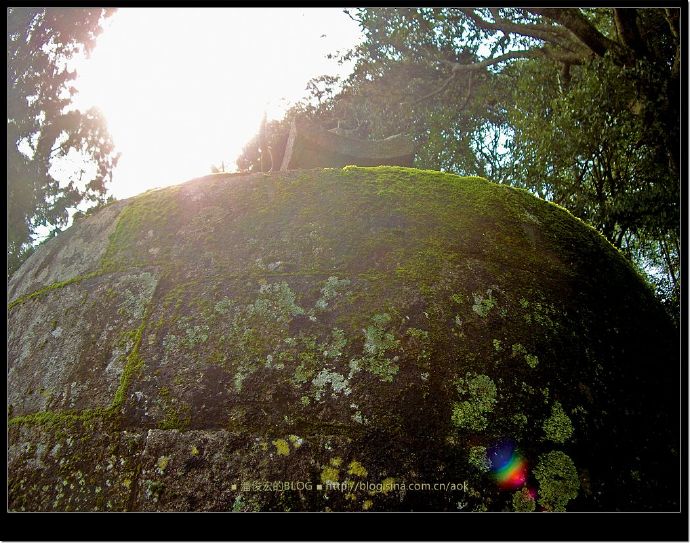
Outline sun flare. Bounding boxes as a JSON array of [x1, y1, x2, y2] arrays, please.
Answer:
[[73, 8, 361, 199]]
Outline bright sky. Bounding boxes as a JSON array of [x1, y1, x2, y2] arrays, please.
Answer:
[[73, 8, 362, 200]]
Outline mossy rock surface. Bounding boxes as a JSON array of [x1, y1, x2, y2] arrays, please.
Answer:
[[8, 166, 679, 511]]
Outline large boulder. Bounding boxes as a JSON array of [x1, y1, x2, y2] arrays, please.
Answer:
[[8, 167, 679, 512]]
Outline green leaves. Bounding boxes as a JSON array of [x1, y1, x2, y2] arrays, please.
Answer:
[[505, 53, 679, 319], [7, 8, 119, 278]]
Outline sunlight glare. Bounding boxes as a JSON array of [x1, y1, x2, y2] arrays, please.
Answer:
[[74, 8, 361, 199]]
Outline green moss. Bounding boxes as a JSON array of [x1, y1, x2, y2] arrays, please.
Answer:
[[321, 466, 339, 485], [511, 343, 538, 369], [512, 488, 536, 512], [156, 456, 170, 473], [157, 283, 188, 325], [541, 387, 550, 404], [213, 296, 234, 315], [451, 373, 497, 431], [347, 460, 368, 478], [99, 187, 181, 271], [379, 477, 396, 495], [251, 281, 304, 322], [293, 359, 315, 385], [158, 408, 191, 431], [163, 319, 210, 354], [406, 327, 429, 341], [395, 243, 460, 292], [511, 343, 527, 357], [512, 412, 528, 429], [8, 406, 114, 428], [223, 281, 307, 392], [471, 289, 496, 317], [314, 276, 351, 311], [451, 293, 464, 305], [157, 387, 192, 431], [272, 439, 290, 456], [358, 355, 399, 383], [145, 479, 165, 502], [208, 350, 226, 366], [468, 446, 491, 472], [38, 388, 53, 400], [322, 328, 347, 359], [543, 401, 574, 443], [534, 451, 580, 511], [111, 318, 147, 409], [8, 271, 101, 311], [406, 328, 431, 370], [451, 402, 483, 431], [353, 312, 401, 382]]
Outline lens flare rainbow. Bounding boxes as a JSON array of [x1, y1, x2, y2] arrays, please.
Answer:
[[493, 455, 527, 489], [489, 441, 528, 489]]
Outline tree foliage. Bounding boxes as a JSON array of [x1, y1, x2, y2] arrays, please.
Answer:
[[238, 8, 680, 320], [7, 7, 120, 278]]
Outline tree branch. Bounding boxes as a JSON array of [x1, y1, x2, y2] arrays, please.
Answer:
[[433, 47, 584, 74], [439, 49, 542, 72], [559, 62, 572, 91], [664, 8, 679, 41], [49, 143, 69, 158], [660, 237, 678, 290], [613, 9, 647, 59], [458, 71, 474, 110], [446, 10, 593, 68], [460, 8, 570, 44], [408, 65, 475, 108], [409, 71, 457, 105], [539, 45, 589, 65], [529, 8, 617, 58]]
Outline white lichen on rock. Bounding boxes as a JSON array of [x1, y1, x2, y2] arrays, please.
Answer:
[[350, 313, 400, 382], [312, 368, 351, 400], [314, 276, 351, 311]]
